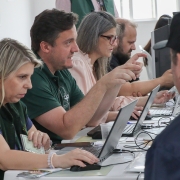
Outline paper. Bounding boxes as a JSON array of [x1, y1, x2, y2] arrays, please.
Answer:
[[17, 168, 62, 179], [20, 134, 45, 154]]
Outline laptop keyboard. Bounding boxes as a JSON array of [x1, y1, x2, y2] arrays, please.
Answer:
[[123, 124, 136, 134], [149, 108, 172, 116], [83, 146, 102, 157]]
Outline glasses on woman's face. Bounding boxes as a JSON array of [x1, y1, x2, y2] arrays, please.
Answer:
[[100, 35, 117, 45]]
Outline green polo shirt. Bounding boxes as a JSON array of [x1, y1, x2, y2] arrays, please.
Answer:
[[22, 63, 84, 144]]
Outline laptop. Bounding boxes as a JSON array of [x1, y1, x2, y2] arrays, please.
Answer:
[[150, 86, 179, 117], [122, 85, 160, 137], [56, 100, 137, 165]]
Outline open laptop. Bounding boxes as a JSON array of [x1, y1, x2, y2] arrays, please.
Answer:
[[122, 85, 160, 137], [56, 100, 137, 170]]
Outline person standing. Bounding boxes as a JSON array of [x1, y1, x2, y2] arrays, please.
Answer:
[[56, 0, 119, 27]]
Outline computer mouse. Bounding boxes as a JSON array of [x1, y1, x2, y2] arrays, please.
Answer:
[[130, 114, 152, 120], [70, 162, 101, 172], [92, 130, 102, 139]]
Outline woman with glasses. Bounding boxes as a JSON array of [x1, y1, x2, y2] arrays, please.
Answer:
[[69, 11, 173, 123], [0, 38, 98, 180]]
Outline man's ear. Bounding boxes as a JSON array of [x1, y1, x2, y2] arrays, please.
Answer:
[[39, 41, 51, 53]]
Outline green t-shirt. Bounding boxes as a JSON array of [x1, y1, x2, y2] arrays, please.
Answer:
[[22, 63, 84, 143]]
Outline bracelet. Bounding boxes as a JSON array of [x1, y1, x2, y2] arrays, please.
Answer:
[[47, 151, 55, 169]]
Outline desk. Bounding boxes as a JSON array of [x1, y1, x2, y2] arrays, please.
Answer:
[[4, 119, 169, 180]]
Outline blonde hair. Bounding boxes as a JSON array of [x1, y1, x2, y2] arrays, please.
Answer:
[[0, 38, 43, 105]]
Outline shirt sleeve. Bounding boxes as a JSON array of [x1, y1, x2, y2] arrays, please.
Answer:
[[55, 0, 71, 12], [26, 117, 33, 131], [22, 72, 61, 119]]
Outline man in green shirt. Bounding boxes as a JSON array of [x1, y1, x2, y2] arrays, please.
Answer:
[[22, 9, 141, 144]]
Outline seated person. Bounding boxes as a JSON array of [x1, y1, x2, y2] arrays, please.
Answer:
[[0, 38, 98, 180], [110, 18, 174, 95], [22, 9, 140, 144], [145, 13, 180, 180], [69, 12, 172, 119]]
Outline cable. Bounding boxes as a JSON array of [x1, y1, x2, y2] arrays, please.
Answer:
[[124, 131, 154, 151], [136, 172, 143, 180]]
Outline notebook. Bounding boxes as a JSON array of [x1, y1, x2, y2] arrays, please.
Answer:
[[56, 100, 137, 164], [122, 85, 160, 137]]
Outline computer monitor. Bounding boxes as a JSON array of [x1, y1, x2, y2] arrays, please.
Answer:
[[151, 24, 171, 78]]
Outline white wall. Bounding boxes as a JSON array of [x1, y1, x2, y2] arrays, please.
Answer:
[[1, 0, 179, 80], [0, 0, 55, 48], [0, 0, 31, 46]]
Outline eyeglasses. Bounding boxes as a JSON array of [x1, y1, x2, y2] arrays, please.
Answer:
[[100, 35, 117, 45]]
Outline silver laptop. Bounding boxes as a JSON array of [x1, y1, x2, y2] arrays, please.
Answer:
[[122, 85, 160, 137], [57, 100, 137, 163]]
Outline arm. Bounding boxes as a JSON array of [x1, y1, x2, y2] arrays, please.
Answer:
[[119, 69, 173, 96], [0, 135, 98, 171], [35, 65, 136, 139], [55, 0, 71, 12]]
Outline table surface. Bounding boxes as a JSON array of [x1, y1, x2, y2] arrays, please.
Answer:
[[4, 116, 172, 180]]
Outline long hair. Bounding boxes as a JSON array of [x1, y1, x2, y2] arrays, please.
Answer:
[[77, 11, 116, 80], [0, 38, 42, 106]]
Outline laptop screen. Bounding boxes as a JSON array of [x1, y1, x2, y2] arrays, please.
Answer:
[[98, 100, 137, 161], [133, 85, 160, 134]]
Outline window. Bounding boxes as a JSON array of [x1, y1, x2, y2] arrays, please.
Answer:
[[114, 0, 179, 20]]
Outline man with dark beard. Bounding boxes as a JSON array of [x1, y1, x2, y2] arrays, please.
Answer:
[[109, 18, 139, 81]]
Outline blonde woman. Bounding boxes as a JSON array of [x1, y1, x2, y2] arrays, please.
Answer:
[[0, 38, 98, 180]]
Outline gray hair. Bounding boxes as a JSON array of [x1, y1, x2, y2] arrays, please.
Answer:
[[77, 11, 116, 80], [0, 38, 42, 105], [116, 18, 137, 41]]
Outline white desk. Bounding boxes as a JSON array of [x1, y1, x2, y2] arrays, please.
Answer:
[[4, 121, 168, 180]]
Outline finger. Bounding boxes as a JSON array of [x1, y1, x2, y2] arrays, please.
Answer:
[[28, 131, 34, 141], [37, 132, 44, 148], [127, 53, 147, 63]]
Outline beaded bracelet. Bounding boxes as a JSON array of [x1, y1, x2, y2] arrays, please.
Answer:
[[48, 151, 55, 169]]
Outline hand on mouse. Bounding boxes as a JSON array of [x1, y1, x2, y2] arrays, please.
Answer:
[[52, 148, 99, 168]]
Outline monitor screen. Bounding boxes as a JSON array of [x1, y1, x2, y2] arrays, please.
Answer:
[[151, 24, 171, 78]]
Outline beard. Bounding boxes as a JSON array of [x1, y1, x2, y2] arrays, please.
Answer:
[[113, 44, 131, 65]]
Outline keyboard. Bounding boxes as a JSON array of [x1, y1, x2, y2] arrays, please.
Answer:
[[149, 108, 172, 116], [123, 124, 136, 134], [83, 146, 102, 157]]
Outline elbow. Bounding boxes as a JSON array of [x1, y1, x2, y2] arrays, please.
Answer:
[[0, 163, 8, 171]]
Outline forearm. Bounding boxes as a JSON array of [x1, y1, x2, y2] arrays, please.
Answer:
[[136, 96, 148, 107], [106, 111, 119, 123], [119, 78, 162, 96], [87, 84, 121, 126], [63, 81, 108, 137], [0, 150, 48, 171]]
